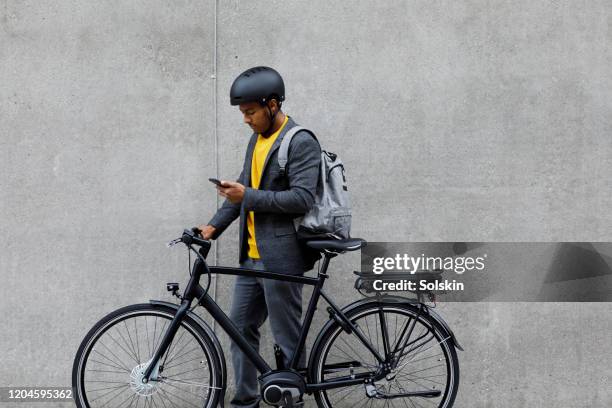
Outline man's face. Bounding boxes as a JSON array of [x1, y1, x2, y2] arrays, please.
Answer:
[[239, 101, 274, 134]]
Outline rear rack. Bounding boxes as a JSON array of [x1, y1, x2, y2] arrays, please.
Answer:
[[353, 270, 445, 303]]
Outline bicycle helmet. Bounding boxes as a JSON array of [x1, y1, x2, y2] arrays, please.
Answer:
[[230, 66, 285, 106]]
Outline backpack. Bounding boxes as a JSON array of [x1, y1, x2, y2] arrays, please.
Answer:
[[278, 126, 352, 240]]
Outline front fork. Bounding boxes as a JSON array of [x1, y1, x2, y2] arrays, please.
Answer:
[[141, 258, 205, 382], [140, 298, 192, 382]]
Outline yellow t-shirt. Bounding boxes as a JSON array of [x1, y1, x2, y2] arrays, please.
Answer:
[[247, 115, 290, 259]]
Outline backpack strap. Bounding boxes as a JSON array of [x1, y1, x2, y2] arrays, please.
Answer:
[[278, 125, 318, 176]]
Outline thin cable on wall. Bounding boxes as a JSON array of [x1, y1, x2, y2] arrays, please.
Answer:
[[211, 0, 219, 331]]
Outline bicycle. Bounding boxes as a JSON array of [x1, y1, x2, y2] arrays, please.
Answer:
[[72, 228, 462, 408]]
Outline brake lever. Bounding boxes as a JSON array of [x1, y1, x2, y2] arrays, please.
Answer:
[[166, 237, 182, 248]]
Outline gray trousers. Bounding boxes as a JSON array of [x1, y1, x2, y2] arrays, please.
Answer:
[[229, 258, 306, 408]]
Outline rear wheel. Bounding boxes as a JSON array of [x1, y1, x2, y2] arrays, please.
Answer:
[[309, 302, 459, 408], [72, 303, 222, 408]]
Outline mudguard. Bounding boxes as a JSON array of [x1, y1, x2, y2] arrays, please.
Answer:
[[149, 300, 228, 407]]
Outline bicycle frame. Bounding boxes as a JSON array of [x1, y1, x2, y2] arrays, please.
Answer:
[[141, 250, 412, 393]]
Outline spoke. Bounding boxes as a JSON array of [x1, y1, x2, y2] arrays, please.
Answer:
[[96, 342, 133, 372], [363, 314, 379, 370], [401, 364, 444, 376], [163, 355, 205, 371], [107, 331, 141, 365], [87, 383, 129, 397], [157, 387, 183, 408], [134, 317, 141, 363], [364, 314, 373, 345], [395, 337, 450, 372], [165, 365, 207, 378], [394, 380, 420, 408], [338, 334, 376, 366], [157, 382, 205, 408], [123, 320, 141, 365], [92, 349, 131, 372], [326, 349, 378, 370], [392, 380, 414, 408], [415, 396, 437, 407], [86, 383, 129, 394], [326, 383, 360, 399], [354, 391, 371, 408], [161, 377, 217, 389], [114, 391, 136, 408], [329, 342, 369, 367], [392, 313, 399, 351], [155, 388, 170, 408], [402, 332, 435, 358], [403, 372, 446, 380], [330, 383, 359, 405], [162, 330, 187, 368], [164, 332, 193, 365], [396, 375, 442, 391], [145, 316, 151, 359], [87, 368, 128, 374], [164, 346, 202, 369], [395, 372, 445, 387], [123, 392, 139, 408], [99, 385, 131, 408], [403, 353, 443, 366], [373, 314, 380, 356], [89, 357, 130, 373]]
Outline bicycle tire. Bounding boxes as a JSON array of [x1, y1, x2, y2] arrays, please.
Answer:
[[72, 303, 223, 408], [308, 301, 460, 408]]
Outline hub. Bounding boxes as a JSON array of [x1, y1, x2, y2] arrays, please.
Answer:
[[130, 359, 161, 396]]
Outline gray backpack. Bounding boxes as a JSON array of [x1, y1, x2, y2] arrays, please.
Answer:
[[278, 126, 352, 240]]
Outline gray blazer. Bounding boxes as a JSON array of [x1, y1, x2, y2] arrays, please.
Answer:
[[208, 116, 321, 274]]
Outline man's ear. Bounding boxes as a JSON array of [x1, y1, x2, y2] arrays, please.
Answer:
[[268, 99, 280, 114]]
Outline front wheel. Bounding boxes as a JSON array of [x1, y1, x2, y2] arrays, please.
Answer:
[[72, 303, 223, 408], [309, 302, 460, 408]]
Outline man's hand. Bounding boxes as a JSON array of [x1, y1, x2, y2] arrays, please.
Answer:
[[217, 181, 245, 204], [197, 224, 217, 240]]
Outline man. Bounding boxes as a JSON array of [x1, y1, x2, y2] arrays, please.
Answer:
[[198, 66, 321, 408]]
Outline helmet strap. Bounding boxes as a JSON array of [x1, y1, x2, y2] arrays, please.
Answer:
[[262, 100, 278, 137]]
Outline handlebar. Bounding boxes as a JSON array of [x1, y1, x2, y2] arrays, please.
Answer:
[[168, 227, 212, 258]]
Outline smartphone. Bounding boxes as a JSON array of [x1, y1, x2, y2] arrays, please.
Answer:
[[208, 178, 225, 187]]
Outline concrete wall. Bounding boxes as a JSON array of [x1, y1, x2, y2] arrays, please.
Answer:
[[1, 1, 611, 407]]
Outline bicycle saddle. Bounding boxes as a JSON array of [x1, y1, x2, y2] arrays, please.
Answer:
[[306, 238, 367, 253]]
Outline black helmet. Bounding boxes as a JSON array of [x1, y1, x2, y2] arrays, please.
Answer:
[[230, 66, 285, 106]]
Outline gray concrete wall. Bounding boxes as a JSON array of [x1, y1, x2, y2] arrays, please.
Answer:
[[1, 1, 611, 407]]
